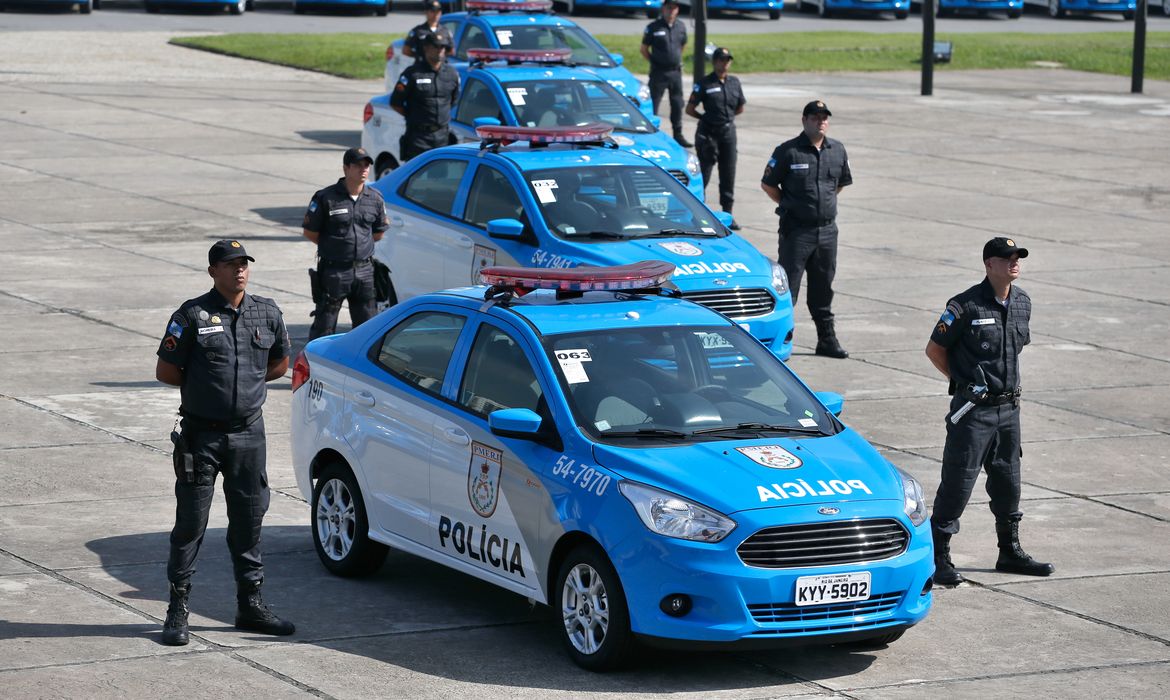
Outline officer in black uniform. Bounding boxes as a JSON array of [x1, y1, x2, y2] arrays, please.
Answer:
[[760, 100, 852, 358], [640, 0, 691, 147], [402, 0, 454, 61], [155, 239, 294, 646], [925, 237, 1055, 586], [303, 147, 390, 341], [391, 29, 460, 163], [685, 47, 745, 229]]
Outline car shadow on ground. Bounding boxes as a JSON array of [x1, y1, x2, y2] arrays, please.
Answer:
[[81, 527, 879, 689], [295, 130, 361, 149], [251, 206, 308, 227]]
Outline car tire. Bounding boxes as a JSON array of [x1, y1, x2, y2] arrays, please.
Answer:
[[293, 1, 305, 14], [561, 0, 575, 15], [817, 1, 833, 18], [1164, 0, 1170, 17], [230, 0, 245, 14], [645, 9, 658, 19], [94, 0, 101, 8], [245, 0, 253, 9], [311, 463, 388, 577], [1048, 0, 1065, 17], [769, 9, 781, 19], [554, 543, 634, 671], [895, 9, 908, 18], [377, 1, 389, 16], [81, 0, 93, 13], [145, 1, 160, 12], [375, 155, 398, 181], [1007, 8, 1021, 18], [841, 629, 906, 649], [1122, 9, 1134, 18]]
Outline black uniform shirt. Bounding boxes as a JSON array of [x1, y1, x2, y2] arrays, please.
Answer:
[[302, 179, 389, 264], [641, 17, 686, 71], [390, 60, 460, 132], [930, 278, 1032, 395], [157, 289, 290, 421], [761, 132, 852, 226], [687, 72, 745, 130], [405, 22, 454, 58]]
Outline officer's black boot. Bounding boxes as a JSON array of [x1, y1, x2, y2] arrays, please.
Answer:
[[931, 529, 965, 587], [161, 582, 191, 646], [995, 519, 1055, 576], [814, 319, 849, 359], [674, 131, 693, 148], [235, 579, 295, 636]]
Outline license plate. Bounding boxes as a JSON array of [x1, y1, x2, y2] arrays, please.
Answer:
[[794, 572, 871, 606]]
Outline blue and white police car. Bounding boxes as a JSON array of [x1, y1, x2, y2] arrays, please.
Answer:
[[143, 0, 250, 12], [383, 0, 650, 113], [364, 47, 701, 193], [1021, 0, 1135, 18], [291, 262, 934, 669], [371, 123, 794, 359], [919, 0, 1022, 16], [290, 0, 388, 15], [801, 0, 909, 18]]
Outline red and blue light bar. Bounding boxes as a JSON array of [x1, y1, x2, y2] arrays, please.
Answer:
[[475, 122, 613, 145], [480, 261, 677, 295], [466, 48, 571, 64], [465, 0, 553, 12]]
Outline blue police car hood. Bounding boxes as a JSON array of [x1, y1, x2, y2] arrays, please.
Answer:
[[591, 431, 905, 515], [561, 232, 771, 287], [610, 130, 687, 171]]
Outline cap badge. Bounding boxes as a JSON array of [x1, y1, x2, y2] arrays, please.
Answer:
[[1005, 239, 1015, 247], [230, 241, 241, 248], [210, 315, 221, 324]]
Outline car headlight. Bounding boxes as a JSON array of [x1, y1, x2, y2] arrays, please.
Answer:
[[686, 151, 700, 176], [897, 468, 928, 526], [637, 82, 650, 105], [619, 481, 736, 543], [770, 261, 789, 295]]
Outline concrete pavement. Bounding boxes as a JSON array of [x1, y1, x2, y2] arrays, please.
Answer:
[[1, 30, 1169, 698]]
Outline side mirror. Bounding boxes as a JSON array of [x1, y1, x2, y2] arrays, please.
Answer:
[[714, 211, 734, 229], [489, 408, 543, 439], [648, 115, 662, 129], [815, 391, 844, 417], [486, 218, 525, 240], [609, 52, 624, 66], [473, 116, 502, 128]]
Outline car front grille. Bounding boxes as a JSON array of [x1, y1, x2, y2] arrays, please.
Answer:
[[747, 591, 904, 626], [666, 169, 690, 186], [680, 288, 775, 319], [737, 519, 909, 569]]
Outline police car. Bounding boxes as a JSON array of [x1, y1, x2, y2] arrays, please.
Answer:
[[918, 0, 1021, 16], [290, 0, 388, 14], [364, 47, 701, 193], [1021, 0, 1135, 18], [370, 123, 794, 359], [383, 0, 650, 114], [587, 0, 782, 19], [801, 0, 909, 18], [290, 262, 934, 669], [143, 0, 250, 12]]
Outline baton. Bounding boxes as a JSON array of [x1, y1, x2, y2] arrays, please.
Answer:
[[949, 366, 988, 425]]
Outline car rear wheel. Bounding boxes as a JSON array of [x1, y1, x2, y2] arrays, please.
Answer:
[[81, 0, 93, 13], [555, 543, 634, 671], [1164, 0, 1170, 17], [374, 155, 398, 181], [312, 463, 388, 577], [376, 1, 388, 16], [230, 0, 245, 14], [817, 0, 833, 18], [1048, 0, 1065, 17], [769, 9, 780, 18]]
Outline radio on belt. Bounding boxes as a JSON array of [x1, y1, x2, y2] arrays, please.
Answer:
[[478, 260, 676, 294]]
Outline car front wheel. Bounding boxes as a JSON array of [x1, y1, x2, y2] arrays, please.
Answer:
[[1164, 0, 1170, 17], [311, 463, 388, 577], [1048, 0, 1065, 17], [230, 0, 245, 14], [555, 543, 634, 671]]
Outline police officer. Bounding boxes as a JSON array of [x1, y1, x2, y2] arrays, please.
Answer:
[[640, 0, 691, 147], [402, 0, 453, 61], [925, 238, 1055, 586], [155, 239, 294, 646], [685, 47, 745, 230], [303, 147, 389, 341], [760, 100, 852, 358], [391, 29, 460, 163]]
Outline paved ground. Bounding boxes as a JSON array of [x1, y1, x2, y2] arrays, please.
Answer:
[[2, 30, 1170, 699]]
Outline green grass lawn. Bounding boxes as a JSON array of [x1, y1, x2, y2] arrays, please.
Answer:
[[170, 31, 1170, 81]]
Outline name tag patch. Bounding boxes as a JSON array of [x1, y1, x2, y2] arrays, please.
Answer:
[[706, 87, 722, 93], [790, 163, 810, 170], [329, 208, 348, 216], [416, 78, 432, 85], [198, 326, 224, 335], [971, 318, 997, 326]]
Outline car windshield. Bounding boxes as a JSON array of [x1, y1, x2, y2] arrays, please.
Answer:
[[504, 79, 652, 133], [545, 325, 838, 443], [494, 24, 613, 67], [525, 165, 725, 239]]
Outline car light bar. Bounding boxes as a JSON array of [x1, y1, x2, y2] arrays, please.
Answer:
[[466, 48, 571, 64], [476, 122, 613, 145], [466, 0, 553, 12], [479, 260, 676, 294]]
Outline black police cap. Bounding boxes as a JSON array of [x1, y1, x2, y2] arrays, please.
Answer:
[[419, 29, 451, 49], [208, 239, 255, 265], [423, 0, 442, 10], [983, 237, 1029, 260], [343, 147, 373, 166], [803, 100, 832, 117], [712, 47, 733, 61]]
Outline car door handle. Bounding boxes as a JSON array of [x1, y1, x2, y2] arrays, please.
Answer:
[[442, 427, 470, 446], [456, 239, 473, 249], [352, 391, 375, 408]]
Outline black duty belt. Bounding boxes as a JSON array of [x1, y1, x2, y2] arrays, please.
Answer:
[[409, 123, 447, 134], [783, 215, 836, 228], [319, 257, 373, 268], [961, 387, 1021, 407], [181, 410, 262, 433]]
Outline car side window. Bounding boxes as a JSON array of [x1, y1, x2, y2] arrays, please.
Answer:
[[464, 165, 524, 229], [400, 159, 469, 215], [457, 24, 489, 60], [440, 19, 460, 52], [459, 325, 544, 416], [456, 79, 502, 125], [372, 312, 466, 395]]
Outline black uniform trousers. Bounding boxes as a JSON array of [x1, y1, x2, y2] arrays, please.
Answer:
[[168, 418, 269, 586], [310, 260, 377, 341], [695, 125, 737, 213], [649, 68, 684, 137], [777, 220, 838, 322], [400, 127, 450, 163], [931, 397, 1023, 535]]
